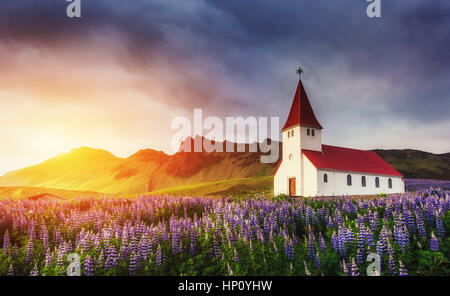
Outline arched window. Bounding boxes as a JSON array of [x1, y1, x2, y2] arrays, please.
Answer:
[[291, 130, 294, 137], [347, 174, 352, 186], [307, 128, 310, 136], [375, 177, 380, 188], [324, 173, 328, 183], [361, 176, 366, 187], [388, 178, 392, 189], [311, 129, 315, 136]]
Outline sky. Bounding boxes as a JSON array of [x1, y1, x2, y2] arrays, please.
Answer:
[[0, 0, 449, 175]]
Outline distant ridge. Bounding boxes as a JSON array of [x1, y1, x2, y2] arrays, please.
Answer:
[[372, 149, 450, 180], [0, 138, 447, 195]]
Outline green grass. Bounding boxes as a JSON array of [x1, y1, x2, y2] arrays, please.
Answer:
[[149, 176, 273, 197]]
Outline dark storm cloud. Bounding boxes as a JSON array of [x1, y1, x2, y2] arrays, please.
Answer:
[[0, 0, 449, 150]]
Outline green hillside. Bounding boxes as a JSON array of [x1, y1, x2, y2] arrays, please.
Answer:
[[373, 149, 450, 180]]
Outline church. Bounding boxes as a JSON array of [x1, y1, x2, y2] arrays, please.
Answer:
[[273, 78, 405, 197]]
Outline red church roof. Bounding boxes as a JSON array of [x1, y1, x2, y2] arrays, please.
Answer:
[[282, 79, 323, 131], [302, 145, 403, 177]]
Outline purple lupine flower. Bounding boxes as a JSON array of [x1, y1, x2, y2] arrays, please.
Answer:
[[314, 252, 320, 270], [304, 260, 311, 276], [369, 218, 378, 233], [399, 260, 408, 276], [394, 225, 407, 252], [119, 244, 128, 261], [386, 239, 394, 256], [108, 245, 118, 267], [337, 228, 346, 257], [388, 255, 396, 275], [356, 248, 364, 266], [416, 212, 427, 239], [376, 240, 385, 258], [331, 232, 339, 253], [405, 211, 416, 234], [384, 206, 392, 220], [129, 252, 137, 275], [171, 230, 180, 255], [357, 227, 366, 251], [7, 264, 14, 276], [366, 228, 375, 248], [12, 244, 18, 256], [104, 254, 114, 271], [318, 232, 326, 251], [156, 244, 162, 268], [3, 230, 10, 254], [82, 236, 90, 252], [30, 263, 39, 276], [45, 248, 53, 267], [379, 226, 387, 248], [307, 234, 315, 260], [227, 262, 233, 276], [284, 237, 294, 261], [213, 236, 221, 259], [178, 239, 184, 254], [84, 255, 94, 276], [96, 249, 104, 269], [341, 259, 349, 276], [233, 248, 239, 262], [351, 258, 359, 276], [25, 239, 34, 264], [436, 214, 445, 239], [430, 231, 439, 252]]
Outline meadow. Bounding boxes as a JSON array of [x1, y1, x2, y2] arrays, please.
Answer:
[[0, 181, 448, 276]]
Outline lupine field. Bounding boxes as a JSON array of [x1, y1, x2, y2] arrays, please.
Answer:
[[0, 182, 449, 276]]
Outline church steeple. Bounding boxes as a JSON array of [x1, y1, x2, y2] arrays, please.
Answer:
[[282, 79, 323, 131]]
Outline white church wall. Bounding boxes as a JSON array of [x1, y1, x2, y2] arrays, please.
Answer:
[[316, 169, 405, 196], [281, 126, 301, 160], [274, 126, 302, 196], [301, 155, 318, 196], [300, 126, 322, 152]]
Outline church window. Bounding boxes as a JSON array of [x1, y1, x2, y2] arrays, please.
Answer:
[[307, 128, 310, 136], [347, 174, 352, 186], [324, 173, 328, 183], [388, 178, 392, 189], [312, 129, 315, 136], [292, 130, 294, 137], [375, 177, 380, 188], [361, 176, 366, 187]]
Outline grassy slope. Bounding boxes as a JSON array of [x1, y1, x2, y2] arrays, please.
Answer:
[[149, 176, 273, 197], [0, 186, 107, 200], [0, 144, 277, 195]]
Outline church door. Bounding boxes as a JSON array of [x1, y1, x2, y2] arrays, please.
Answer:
[[289, 178, 296, 196]]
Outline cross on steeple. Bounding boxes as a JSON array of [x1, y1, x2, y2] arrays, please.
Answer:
[[296, 67, 304, 78]]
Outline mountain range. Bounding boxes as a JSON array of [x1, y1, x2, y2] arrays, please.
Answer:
[[0, 136, 448, 197]]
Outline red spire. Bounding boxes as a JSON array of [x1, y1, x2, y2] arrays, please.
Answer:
[[282, 79, 323, 131]]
